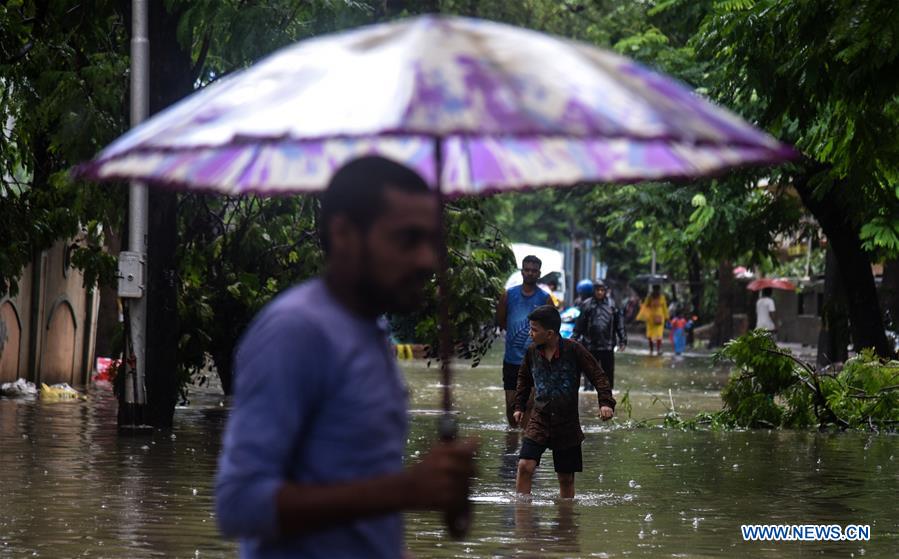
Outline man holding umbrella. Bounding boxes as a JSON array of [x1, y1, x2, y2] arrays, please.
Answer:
[[573, 279, 627, 390], [216, 157, 477, 558]]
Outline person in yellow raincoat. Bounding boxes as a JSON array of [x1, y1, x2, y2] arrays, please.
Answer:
[[636, 284, 669, 355]]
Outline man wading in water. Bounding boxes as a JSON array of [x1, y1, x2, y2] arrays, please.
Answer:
[[513, 305, 615, 498], [215, 156, 477, 558], [496, 255, 549, 428]]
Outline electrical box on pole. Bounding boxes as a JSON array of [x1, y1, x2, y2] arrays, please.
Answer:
[[117, 251, 145, 299]]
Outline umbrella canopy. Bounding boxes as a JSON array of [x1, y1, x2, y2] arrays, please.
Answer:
[[75, 15, 795, 195], [747, 278, 796, 291]]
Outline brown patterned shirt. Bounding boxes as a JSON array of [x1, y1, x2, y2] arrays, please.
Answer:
[[514, 338, 615, 449]]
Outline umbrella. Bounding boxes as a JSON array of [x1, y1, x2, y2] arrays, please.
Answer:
[[77, 16, 795, 193], [747, 278, 796, 291], [632, 273, 669, 285], [75, 15, 797, 536]]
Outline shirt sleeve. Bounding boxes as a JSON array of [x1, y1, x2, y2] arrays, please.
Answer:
[[574, 342, 616, 409], [768, 299, 776, 313], [514, 350, 534, 412], [215, 311, 325, 540]]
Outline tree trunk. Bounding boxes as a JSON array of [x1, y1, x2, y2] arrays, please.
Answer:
[[710, 259, 734, 348], [881, 259, 899, 329], [211, 343, 234, 396], [142, 2, 194, 429], [793, 172, 893, 357], [94, 226, 122, 358], [817, 247, 850, 367], [687, 247, 704, 319]]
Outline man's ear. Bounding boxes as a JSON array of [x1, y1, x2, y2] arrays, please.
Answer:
[[327, 214, 360, 255]]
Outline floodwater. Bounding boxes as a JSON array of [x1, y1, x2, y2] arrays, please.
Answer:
[[1, 348, 897, 558]]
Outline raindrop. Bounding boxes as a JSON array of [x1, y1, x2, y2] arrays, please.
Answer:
[[628, 480, 639, 488], [644, 513, 653, 522], [732, 464, 739, 470], [192, 488, 198, 496]]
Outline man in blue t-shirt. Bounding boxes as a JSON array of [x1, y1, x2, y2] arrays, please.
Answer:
[[215, 156, 477, 558], [496, 255, 550, 427]]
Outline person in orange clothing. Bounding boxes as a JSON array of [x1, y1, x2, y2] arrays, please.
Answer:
[[636, 284, 669, 355]]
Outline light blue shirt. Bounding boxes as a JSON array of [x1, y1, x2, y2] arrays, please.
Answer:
[[503, 285, 550, 365], [215, 278, 408, 558]]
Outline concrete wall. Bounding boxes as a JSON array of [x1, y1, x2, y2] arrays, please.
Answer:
[[0, 239, 99, 387]]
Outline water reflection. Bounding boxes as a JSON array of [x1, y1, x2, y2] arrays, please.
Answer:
[[0, 349, 897, 558], [513, 499, 580, 558]]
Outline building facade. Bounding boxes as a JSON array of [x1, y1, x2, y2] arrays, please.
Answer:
[[0, 239, 99, 387]]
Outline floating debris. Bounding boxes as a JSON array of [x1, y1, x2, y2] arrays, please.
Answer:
[[1, 378, 38, 398], [40, 383, 85, 401]]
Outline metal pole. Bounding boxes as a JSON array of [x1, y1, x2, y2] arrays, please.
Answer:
[[121, 0, 149, 418], [433, 138, 471, 538], [651, 248, 657, 277]]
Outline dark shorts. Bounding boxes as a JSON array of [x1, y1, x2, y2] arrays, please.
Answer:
[[502, 361, 521, 391], [519, 437, 583, 473]]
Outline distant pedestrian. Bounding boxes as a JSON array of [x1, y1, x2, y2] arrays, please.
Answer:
[[636, 284, 669, 355], [573, 279, 627, 390], [496, 256, 550, 427], [755, 287, 777, 334], [669, 312, 693, 355]]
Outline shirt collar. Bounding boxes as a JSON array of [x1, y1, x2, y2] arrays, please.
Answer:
[[537, 338, 562, 361]]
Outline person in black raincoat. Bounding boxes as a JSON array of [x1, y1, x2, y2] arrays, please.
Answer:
[[572, 279, 627, 390]]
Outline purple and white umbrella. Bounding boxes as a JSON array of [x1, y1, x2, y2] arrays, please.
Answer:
[[77, 15, 795, 195], [76, 14, 796, 537]]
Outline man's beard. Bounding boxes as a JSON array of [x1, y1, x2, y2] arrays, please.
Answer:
[[355, 249, 432, 314]]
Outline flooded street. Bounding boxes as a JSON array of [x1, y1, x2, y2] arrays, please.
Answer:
[[1, 348, 897, 557]]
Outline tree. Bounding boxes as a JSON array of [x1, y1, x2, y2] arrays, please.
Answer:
[[0, 2, 125, 301], [696, 0, 899, 357]]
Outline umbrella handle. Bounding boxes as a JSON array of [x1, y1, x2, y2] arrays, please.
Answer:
[[439, 413, 471, 539], [433, 138, 471, 539]]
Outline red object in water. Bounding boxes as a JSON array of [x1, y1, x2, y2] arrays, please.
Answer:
[[94, 357, 121, 382], [746, 278, 796, 291]]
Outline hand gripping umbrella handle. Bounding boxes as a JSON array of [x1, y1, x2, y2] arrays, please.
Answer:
[[439, 412, 471, 539]]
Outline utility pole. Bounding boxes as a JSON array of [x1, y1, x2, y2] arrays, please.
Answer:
[[117, 0, 150, 428]]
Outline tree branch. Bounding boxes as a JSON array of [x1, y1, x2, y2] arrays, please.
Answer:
[[190, 29, 212, 83]]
